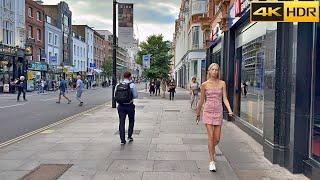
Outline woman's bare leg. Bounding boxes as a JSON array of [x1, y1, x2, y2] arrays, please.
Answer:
[[206, 124, 214, 162], [212, 125, 222, 160]]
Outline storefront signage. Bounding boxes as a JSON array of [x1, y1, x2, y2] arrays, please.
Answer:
[[0, 46, 15, 56], [235, 0, 242, 17], [28, 62, 47, 71], [3, 84, 9, 93], [211, 24, 222, 42], [50, 56, 57, 65]]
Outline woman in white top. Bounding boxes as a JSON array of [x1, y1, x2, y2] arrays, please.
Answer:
[[190, 77, 200, 110]]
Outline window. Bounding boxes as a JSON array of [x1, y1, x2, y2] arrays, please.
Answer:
[[235, 22, 277, 131], [28, 7, 33, 17], [37, 48, 41, 61], [3, 21, 13, 45], [28, 25, 33, 38], [192, 26, 200, 49], [48, 32, 53, 44], [77, 46, 79, 56], [63, 15, 69, 26], [46, 16, 51, 23], [36, 11, 41, 21], [37, 29, 41, 41], [74, 45, 76, 55], [54, 34, 58, 46]]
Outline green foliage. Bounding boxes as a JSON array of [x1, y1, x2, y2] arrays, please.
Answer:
[[136, 34, 172, 79], [101, 58, 113, 79]]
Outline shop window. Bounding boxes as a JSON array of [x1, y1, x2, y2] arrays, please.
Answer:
[[235, 22, 277, 131], [311, 23, 320, 163]]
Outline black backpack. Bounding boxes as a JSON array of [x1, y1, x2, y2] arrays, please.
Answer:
[[115, 82, 133, 104]]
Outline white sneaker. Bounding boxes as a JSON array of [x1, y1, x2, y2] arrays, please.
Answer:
[[209, 161, 216, 172]]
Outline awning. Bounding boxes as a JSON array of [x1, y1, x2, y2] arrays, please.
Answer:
[[93, 69, 103, 74]]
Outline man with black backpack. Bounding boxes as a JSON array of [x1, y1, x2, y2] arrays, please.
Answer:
[[114, 71, 138, 145]]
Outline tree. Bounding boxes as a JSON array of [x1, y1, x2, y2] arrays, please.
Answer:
[[136, 34, 172, 79], [101, 58, 113, 80]]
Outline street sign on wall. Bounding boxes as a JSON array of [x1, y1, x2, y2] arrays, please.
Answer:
[[142, 54, 151, 69]]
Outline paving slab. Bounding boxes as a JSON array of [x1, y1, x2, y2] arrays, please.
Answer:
[[0, 89, 308, 180]]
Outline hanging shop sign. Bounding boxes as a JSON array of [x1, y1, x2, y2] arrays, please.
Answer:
[[28, 62, 48, 71]]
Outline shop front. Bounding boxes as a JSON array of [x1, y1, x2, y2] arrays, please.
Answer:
[[0, 44, 25, 93], [27, 62, 48, 91], [221, 0, 320, 178]]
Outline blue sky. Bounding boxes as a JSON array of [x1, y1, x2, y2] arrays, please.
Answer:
[[43, 0, 180, 42]]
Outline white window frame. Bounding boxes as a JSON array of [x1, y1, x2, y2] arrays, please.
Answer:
[[54, 34, 58, 46], [36, 11, 41, 21], [28, 7, 33, 18]]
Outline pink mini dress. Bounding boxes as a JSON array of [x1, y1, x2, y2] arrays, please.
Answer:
[[201, 88, 223, 125]]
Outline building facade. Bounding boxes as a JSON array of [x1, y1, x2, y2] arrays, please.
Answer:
[[72, 32, 86, 75], [43, 1, 72, 67], [45, 15, 62, 82], [0, 0, 26, 93], [25, 0, 44, 62], [173, 0, 207, 89], [72, 25, 94, 80], [93, 31, 104, 71], [194, 0, 320, 178]]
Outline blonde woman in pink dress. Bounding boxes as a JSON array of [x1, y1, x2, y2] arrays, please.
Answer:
[[196, 63, 233, 172]]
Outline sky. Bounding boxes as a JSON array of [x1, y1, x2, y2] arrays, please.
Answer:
[[42, 0, 181, 42]]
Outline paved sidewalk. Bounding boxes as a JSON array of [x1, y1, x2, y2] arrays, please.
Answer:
[[0, 88, 308, 180]]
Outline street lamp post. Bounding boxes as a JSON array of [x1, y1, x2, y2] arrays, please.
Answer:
[[112, 0, 117, 108]]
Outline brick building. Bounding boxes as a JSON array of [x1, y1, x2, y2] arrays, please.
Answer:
[[25, 0, 45, 61]]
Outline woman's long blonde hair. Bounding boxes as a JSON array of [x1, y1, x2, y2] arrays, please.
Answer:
[[207, 63, 220, 80]]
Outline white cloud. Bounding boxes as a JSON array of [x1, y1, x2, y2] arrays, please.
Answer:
[[42, 0, 179, 42]]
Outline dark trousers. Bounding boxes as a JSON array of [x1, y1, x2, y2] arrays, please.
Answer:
[[17, 89, 26, 101], [169, 91, 175, 100], [117, 103, 135, 142], [155, 88, 160, 96]]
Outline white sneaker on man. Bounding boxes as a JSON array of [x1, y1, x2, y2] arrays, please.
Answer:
[[209, 161, 216, 172]]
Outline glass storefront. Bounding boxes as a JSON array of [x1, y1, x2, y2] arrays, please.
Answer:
[[235, 22, 277, 131], [311, 23, 320, 163]]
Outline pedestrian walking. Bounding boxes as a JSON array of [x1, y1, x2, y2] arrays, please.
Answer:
[[41, 79, 45, 93], [56, 78, 71, 104], [114, 71, 138, 145], [242, 81, 248, 97], [168, 79, 176, 100], [75, 75, 84, 106], [16, 76, 27, 101], [160, 78, 166, 98], [196, 63, 233, 172], [149, 80, 155, 96], [190, 77, 200, 109], [155, 79, 161, 96]]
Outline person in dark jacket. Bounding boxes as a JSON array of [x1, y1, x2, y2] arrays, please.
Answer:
[[168, 79, 176, 100], [16, 76, 27, 101]]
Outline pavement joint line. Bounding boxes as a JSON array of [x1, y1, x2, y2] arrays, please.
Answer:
[[0, 103, 27, 109], [0, 101, 111, 149]]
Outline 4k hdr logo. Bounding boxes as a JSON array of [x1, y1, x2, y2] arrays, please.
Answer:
[[250, 1, 320, 22]]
